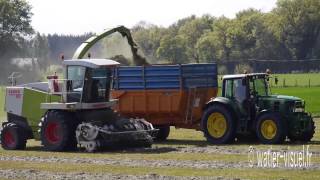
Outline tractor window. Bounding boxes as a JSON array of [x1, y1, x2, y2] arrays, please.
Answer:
[[224, 79, 233, 98], [66, 66, 86, 102], [83, 67, 111, 103], [251, 78, 268, 96], [67, 66, 86, 90], [224, 78, 247, 104], [233, 79, 247, 104]]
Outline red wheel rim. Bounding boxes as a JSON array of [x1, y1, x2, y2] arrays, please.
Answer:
[[3, 130, 15, 147], [45, 122, 61, 144]]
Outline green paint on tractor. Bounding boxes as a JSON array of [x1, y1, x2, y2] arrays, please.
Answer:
[[21, 88, 60, 140]]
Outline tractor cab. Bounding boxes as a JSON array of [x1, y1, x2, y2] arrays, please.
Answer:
[[222, 73, 268, 118], [42, 59, 120, 110]]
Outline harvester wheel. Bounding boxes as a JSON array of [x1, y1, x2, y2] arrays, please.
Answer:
[[289, 118, 315, 142], [256, 113, 286, 144], [154, 126, 170, 141], [201, 105, 236, 144], [40, 110, 77, 151], [0, 123, 27, 150]]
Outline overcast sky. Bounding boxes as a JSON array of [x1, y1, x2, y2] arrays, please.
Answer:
[[27, 0, 277, 35]]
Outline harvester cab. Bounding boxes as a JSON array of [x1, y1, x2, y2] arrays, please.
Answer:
[[1, 58, 156, 152], [202, 73, 315, 144], [42, 59, 120, 109]]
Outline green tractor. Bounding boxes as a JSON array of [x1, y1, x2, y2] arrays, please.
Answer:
[[0, 59, 156, 152], [202, 73, 315, 144]]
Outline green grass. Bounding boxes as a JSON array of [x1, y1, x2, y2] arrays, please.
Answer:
[[270, 73, 320, 87]]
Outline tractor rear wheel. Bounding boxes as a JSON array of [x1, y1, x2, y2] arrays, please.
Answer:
[[1, 123, 27, 150], [256, 113, 286, 144], [201, 105, 236, 144], [40, 110, 77, 151], [154, 126, 170, 141]]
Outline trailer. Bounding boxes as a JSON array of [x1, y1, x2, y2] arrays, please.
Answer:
[[111, 63, 218, 140]]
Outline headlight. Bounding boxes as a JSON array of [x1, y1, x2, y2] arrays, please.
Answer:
[[293, 107, 304, 112]]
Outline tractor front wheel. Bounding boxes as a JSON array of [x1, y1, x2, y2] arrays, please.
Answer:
[[201, 105, 236, 144], [1, 123, 27, 150], [289, 118, 315, 142], [40, 110, 77, 151], [256, 113, 286, 144]]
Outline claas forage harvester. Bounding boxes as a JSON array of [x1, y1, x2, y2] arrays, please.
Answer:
[[1, 59, 156, 152]]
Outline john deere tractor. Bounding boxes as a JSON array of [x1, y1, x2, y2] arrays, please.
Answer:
[[0, 58, 156, 152], [202, 73, 315, 144]]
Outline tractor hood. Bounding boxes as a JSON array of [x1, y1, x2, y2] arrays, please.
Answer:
[[268, 95, 301, 101], [258, 94, 302, 103]]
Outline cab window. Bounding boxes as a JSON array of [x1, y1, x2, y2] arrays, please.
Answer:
[[224, 78, 247, 104], [83, 67, 111, 102]]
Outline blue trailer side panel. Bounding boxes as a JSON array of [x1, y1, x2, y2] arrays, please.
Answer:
[[113, 63, 217, 90]]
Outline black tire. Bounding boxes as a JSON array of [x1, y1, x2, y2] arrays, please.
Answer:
[[40, 110, 77, 151], [256, 113, 286, 144], [289, 118, 315, 142], [1, 123, 27, 150], [113, 118, 154, 148], [154, 126, 170, 141], [201, 105, 236, 144]]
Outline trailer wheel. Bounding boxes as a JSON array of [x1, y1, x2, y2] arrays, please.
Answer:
[[256, 113, 286, 144], [40, 110, 77, 151], [201, 105, 236, 144], [1, 123, 27, 150], [154, 126, 170, 141], [289, 118, 315, 142]]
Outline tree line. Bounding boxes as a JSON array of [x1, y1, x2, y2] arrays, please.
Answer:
[[132, 0, 320, 65]]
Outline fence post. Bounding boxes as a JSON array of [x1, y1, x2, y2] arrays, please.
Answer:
[[309, 79, 311, 88], [283, 79, 286, 87], [295, 79, 297, 87]]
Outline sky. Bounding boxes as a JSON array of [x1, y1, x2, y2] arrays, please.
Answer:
[[27, 0, 277, 35]]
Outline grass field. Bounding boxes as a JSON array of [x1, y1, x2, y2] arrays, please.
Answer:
[[270, 73, 320, 87]]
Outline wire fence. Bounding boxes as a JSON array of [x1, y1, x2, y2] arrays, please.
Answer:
[[269, 77, 320, 88]]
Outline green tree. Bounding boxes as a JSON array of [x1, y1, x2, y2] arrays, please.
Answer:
[[231, 9, 288, 60], [178, 15, 214, 63], [273, 0, 320, 59], [195, 33, 218, 62], [132, 23, 166, 63], [209, 17, 234, 61], [0, 0, 33, 58], [156, 35, 188, 64]]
